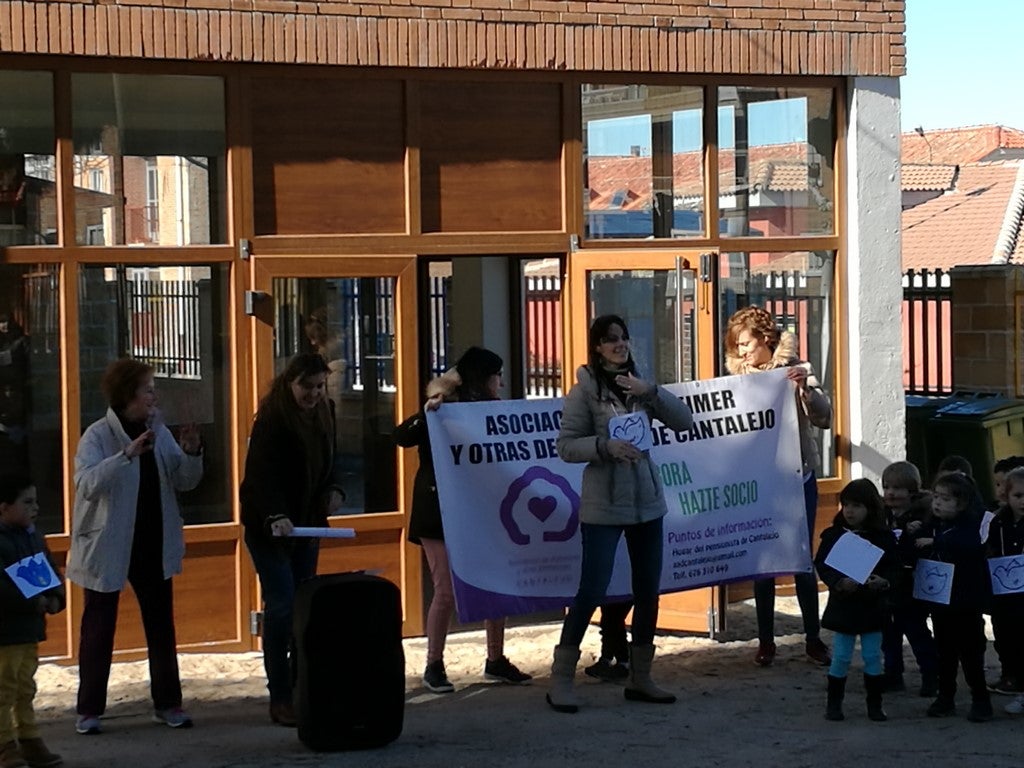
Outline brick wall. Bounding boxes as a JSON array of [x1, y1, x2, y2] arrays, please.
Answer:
[[0, 0, 905, 75], [950, 265, 1024, 398]]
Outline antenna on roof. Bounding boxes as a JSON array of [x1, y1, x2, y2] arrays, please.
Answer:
[[914, 126, 933, 163]]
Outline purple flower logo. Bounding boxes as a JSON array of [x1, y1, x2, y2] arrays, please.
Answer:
[[499, 466, 580, 545]]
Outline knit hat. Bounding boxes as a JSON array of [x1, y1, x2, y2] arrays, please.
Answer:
[[455, 346, 503, 381]]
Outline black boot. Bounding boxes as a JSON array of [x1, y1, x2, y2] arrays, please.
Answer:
[[865, 674, 888, 721], [919, 671, 938, 698], [825, 675, 846, 721]]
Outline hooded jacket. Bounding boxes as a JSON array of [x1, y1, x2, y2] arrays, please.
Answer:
[[556, 365, 693, 526], [394, 369, 461, 544], [724, 331, 832, 476]]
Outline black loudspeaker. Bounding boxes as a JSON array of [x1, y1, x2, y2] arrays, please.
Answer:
[[292, 572, 405, 751]]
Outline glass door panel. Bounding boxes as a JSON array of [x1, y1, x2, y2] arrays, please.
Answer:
[[568, 250, 720, 634], [251, 256, 420, 632], [269, 276, 398, 515]]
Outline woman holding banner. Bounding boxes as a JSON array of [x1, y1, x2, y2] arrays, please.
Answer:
[[240, 353, 346, 727], [547, 314, 693, 714], [395, 346, 532, 694], [724, 306, 833, 668]]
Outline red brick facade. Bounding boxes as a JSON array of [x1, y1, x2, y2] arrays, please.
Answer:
[[0, 0, 905, 75]]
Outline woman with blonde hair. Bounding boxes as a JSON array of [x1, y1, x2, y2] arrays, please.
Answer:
[[724, 305, 833, 668]]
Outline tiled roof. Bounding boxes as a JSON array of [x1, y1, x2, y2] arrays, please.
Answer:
[[901, 125, 1024, 165], [586, 142, 819, 210], [902, 160, 1024, 271], [902, 164, 957, 192]]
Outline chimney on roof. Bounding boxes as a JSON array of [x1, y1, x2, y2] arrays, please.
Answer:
[[630, 145, 641, 157]]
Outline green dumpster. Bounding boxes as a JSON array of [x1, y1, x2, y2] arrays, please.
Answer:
[[905, 394, 956, 484], [928, 397, 1024, 505]]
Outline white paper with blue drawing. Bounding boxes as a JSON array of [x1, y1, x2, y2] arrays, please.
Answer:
[[607, 412, 652, 452], [5, 553, 60, 599], [988, 555, 1024, 595], [912, 558, 954, 605]]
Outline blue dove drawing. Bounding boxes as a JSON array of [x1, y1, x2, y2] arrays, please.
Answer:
[[15, 556, 54, 588], [919, 565, 950, 597], [993, 559, 1024, 592], [611, 414, 647, 447]]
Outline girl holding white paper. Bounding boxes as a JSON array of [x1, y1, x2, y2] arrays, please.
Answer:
[[985, 466, 1024, 714], [814, 479, 898, 722], [910, 471, 991, 722]]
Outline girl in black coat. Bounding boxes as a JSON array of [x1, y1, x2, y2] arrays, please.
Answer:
[[394, 347, 531, 693], [814, 479, 898, 722], [910, 471, 992, 722]]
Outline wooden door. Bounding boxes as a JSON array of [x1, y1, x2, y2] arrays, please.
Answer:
[[250, 256, 424, 635], [566, 249, 723, 634]]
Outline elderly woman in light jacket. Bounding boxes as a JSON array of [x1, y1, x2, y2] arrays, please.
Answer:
[[67, 359, 202, 736], [546, 314, 693, 714]]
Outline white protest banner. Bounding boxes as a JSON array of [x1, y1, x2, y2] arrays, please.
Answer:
[[989, 555, 1024, 595], [5, 552, 60, 599], [913, 558, 954, 604], [427, 367, 808, 623]]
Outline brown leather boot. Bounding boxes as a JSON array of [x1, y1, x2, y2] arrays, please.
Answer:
[[0, 741, 27, 768], [15, 738, 61, 767]]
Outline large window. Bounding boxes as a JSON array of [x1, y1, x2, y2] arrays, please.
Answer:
[[583, 84, 705, 240], [718, 86, 835, 237], [77, 264, 233, 524], [0, 71, 56, 246], [71, 74, 226, 246], [582, 83, 838, 242]]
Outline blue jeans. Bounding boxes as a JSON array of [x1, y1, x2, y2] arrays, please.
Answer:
[[829, 631, 883, 677], [559, 517, 663, 648], [244, 530, 319, 703], [754, 473, 821, 643]]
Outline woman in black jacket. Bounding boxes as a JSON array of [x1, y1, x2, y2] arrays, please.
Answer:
[[395, 347, 531, 693], [240, 353, 345, 727], [814, 479, 899, 722]]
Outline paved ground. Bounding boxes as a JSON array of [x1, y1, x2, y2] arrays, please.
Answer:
[[33, 599, 1020, 768]]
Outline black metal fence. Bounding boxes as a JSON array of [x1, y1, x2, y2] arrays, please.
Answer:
[[125, 277, 202, 379], [903, 268, 952, 396]]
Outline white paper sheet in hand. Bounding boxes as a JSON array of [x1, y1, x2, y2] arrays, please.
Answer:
[[823, 531, 884, 585], [286, 527, 356, 539], [4, 553, 60, 599]]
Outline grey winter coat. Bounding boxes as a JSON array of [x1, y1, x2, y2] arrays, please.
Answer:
[[556, 365, 693, 526], [67, 408, 203, 592], [724, 331, 832, 476]]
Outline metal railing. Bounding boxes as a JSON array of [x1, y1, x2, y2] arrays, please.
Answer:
[[903, 268, 952, 396]]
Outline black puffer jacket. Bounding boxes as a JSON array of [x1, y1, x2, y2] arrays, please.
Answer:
[[814, 522, 899, 635]]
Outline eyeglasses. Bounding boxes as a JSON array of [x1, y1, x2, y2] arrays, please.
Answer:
[[600, 334, 629, 344]]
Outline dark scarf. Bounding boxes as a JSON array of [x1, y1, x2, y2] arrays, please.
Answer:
[[122, 417, 163, 565]]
